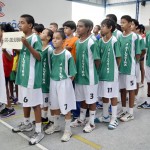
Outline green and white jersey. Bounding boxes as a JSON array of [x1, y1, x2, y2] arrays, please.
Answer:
[[113, 29, 122, 39], [75, 36, 100, 85], [119, 32, 141, 75], [146, 31, 150, 67], [42, 45, 53, 93], [16, 34, 42, 89], [98, 36, 121, 82], [50, 49, 76, 81], [138, 34, 146, 52]]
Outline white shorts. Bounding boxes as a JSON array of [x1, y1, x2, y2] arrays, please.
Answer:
[[49, 78, 76, 115], [41, 93, 49, 108], [75, 84, 98, 104], [119, 74, 137, 90], [146, 66, 150, 83], [136, 63, 141, 83], [98, 81, 119, 98], [18, 86, 43, 107]]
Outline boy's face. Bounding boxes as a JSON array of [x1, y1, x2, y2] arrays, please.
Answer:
[[40, 29, 49, 41], [52, 32, 64, 48], [49, 25, 57, 32], [19, 17, 32, 33], [93, 26, 99, 34], [63, 26, 73, 36], [77, 21, 89, 37], [131, 21, 137, 32], [100, 24, 111, 36], [120, 18, 131, 31]]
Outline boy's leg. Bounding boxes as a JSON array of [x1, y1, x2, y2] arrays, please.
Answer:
[[61, 112, 72, 142], [45, 109, 61, 134], [108, 98, 118, 130]]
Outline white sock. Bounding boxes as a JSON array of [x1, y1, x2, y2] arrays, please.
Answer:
[[65, 119, 71, 132], [35, 123, 42, 133], [89, 110, 96, 125], [24, 117, 30, 125], [129, 108, 133, 115], [79, 108, 87, 121], [54, 115, 60, 127], [122, 107, 127, 112], [50, 115, 54, 123], [103, 103, 109, 117], [111, 105, 117, 119], [42, 110, 48, 119]]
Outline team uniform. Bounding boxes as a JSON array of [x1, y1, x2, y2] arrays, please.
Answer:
[[136, 35, 146, 83], [75, 36, 100, 104], [49, 49, 76, 115], [0, 48, 7, 104], [16, 33, 43, 107], [119, 32, 141, 90], [98, 36, 121, 98], [42, 45, 53, 107], [145, 31, 150, 82], [113, 29, 122, 39]]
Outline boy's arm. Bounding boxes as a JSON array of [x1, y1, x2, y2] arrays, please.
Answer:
[[94, 60, 100, 69], [21, 37, 41, 61], [141, 49, 146, 58], [2, 49, 13, 61], [116, 57, 121, 67]]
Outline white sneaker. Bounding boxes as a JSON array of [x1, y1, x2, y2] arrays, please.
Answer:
[[108, 119, 118, 130], [12, 122, 33, 133], [120, 113, 134, 122], [70, 119, 85, 128], [29, 132, 44, 145], [44, 124, 60, 135], [94, 116, 110, 123], [83, 123, 95, 133], [139, 83, 144, 88], [61, 131, 72, 142], [117, 111, 127, 119]]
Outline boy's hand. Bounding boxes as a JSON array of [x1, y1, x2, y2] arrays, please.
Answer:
[[65, 46, 72, 51], [70, 76, 74, 81], [21, 37, 30, 48]]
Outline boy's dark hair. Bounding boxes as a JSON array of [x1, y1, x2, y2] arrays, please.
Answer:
[[132, 19, 139, 27], [20, 14, 35, 28], [116, 24, 122, 32], [137, 24, 145, 34], [34, 24, 44, 33], [56, 30, 66, 40], [63, 21, 76, 32], [121, 15, 132, 22], [106, 14, 117, 24], [95, 25, 101, 30], [50, 22, 58, 29], [0, 23, 14, 32], [101, 19, 116, 33], [46, 28, 53, 42]]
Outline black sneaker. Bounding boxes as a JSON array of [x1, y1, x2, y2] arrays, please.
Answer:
[[0, 108, 8, 115], [137, 101, 149, 109], [43, 121, 54, 131], [32, 117, 49, 125], [1, 108, 15, 118]]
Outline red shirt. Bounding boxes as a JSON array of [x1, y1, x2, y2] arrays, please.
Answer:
[[2, 49, 14, 77]]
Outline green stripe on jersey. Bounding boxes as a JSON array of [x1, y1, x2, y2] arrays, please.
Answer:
[[16, 34, 42, 89], [98, 36, 121, 81], [75, 36, 100, 85], [119, 32, 141, 75], [42, 45, 53, 93], [146, 31, 150, 67], [50, 49, 76, 81]]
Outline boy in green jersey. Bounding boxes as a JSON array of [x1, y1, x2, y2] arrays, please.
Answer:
[[71, 19, 100, 133], [12, 14, 44, 145], [131, 19, 146, 105], [95, 19, 121, 130], [118, 15, 141, 122]]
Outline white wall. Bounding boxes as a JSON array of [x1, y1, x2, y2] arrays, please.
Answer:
[[0, 0, 72, 29], [106, 1, 150, 26], [72, 2, 105, 26]]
